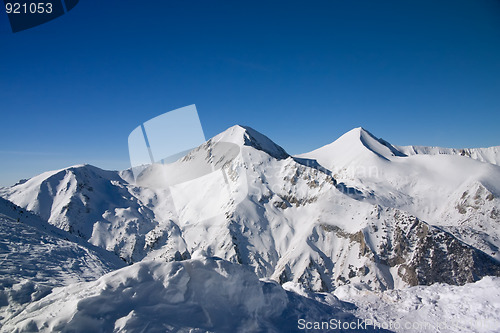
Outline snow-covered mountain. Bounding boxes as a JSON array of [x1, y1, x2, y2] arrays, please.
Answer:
[[0, 165, 185, 264], [300, 127, 500, 260], [1, 125, 499, 332], [2, 126, 499, 291]]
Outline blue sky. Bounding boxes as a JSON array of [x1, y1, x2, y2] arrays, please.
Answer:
[[1, 0, 499, 186]]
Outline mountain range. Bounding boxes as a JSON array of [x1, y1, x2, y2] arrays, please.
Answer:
[[1, 125, 499, 332]]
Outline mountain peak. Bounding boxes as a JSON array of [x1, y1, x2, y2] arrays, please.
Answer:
[[212, 125, 289, 159], [297, 127, 406, 172], [337, 127, 406, 160], [347, 126, 369, 134]]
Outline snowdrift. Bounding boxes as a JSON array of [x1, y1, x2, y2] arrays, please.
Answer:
[[4, 258, 374, 333]]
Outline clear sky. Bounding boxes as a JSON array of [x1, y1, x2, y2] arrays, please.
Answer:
[[1, 0, 499, 186]]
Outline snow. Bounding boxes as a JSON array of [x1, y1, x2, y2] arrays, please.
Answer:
[[300, 127, 500, 260], [396, 144, 500, 166], [0, 125, 499, 332], [3, 258, 373, 333], [0, 197, 124, 326], [0, 165, 182, 263], [7, 256, 499, 333], [212, 125, 289, 160], [335, 276, 500, 333], [2, 126, 499, 293]]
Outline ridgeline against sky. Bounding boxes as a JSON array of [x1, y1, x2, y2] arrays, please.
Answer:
[[1, 0, 499, 186]]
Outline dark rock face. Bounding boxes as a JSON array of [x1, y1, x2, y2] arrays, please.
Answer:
[[385, 212, 500, 286], [313, 210, 500, 291]]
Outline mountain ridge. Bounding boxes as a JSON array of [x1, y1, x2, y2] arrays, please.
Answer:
[[1, 125, 499, 295], [2, 124, 500, 332]]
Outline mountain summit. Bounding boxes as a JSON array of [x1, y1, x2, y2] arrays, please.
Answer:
[[212, 125, 289, 159], [298, 127, 406, 173], [337, 127, 406, 159]]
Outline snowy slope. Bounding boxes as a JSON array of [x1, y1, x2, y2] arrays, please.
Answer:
[[0, 197, 124, 325], [335, 276, 500, 333], [0, 165, 189, 264], [4, 258, 381, 333], [300, 127, 500, 260]]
